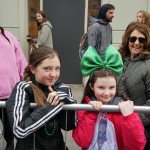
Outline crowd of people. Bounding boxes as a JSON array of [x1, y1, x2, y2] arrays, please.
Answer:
[[1, 3, 150, 150]]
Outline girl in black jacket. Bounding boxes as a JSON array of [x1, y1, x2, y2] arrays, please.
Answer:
[[6, 46, 77, 150]]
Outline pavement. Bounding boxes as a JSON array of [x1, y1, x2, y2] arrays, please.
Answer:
[[0, 84, 84, 150]]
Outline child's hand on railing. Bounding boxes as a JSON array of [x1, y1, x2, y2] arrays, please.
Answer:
[[89, 101, 102, 110], [118, 100, 134, 116]]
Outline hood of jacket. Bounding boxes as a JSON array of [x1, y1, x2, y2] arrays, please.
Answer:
[[84, 95, 122, 105], [89, 16, 108, 26], [97, 4, 108, 19], [124, 55, 150, 63], [41, 20, 53, 29]]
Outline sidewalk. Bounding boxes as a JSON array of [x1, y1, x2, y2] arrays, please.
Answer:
[[64, 84, 84, 150], [0, 84, 84, 150]]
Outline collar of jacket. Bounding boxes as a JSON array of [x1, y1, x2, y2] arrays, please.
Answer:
[[84, 95, 122, 105], [124, 54, 150, 62]]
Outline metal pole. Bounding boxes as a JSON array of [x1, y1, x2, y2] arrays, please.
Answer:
[[1, 102, 150, 113], [2, 108, 4, 150], [62, 104, 150, 113], [64, 111, 68, 150]]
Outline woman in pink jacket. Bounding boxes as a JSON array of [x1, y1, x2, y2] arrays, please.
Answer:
[[0, 26, 27, 150], [72, 45, 146, 150]]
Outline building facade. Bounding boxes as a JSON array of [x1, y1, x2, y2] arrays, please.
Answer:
[[0, 0, 150, 84]]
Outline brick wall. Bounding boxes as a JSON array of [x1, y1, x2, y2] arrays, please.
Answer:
[[88, 0, 101, 27]]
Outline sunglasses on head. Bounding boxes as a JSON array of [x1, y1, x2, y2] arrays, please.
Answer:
[[129, 36, 147, 44]]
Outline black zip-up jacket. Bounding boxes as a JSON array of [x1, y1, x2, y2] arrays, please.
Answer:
[[6, 79, 77, 150]]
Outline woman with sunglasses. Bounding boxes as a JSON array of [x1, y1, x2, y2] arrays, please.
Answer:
[[118, 22, 150, 150]]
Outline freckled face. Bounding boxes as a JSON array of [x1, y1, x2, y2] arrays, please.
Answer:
[[30, 56, 60, 86], [36, 13, 43, 23], [90, 76, 116, 104]]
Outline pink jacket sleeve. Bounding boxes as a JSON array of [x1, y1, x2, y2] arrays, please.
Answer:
[[72, 110, 98, 149], [122, 113, 146, 150], [11, 35, 27, 80]]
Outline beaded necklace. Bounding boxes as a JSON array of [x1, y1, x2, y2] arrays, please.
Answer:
[[44, 118, 56, 136], [35, 78, 56, 136]]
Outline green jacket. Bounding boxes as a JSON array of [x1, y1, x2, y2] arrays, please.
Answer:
[[118, 55, 150, 126]]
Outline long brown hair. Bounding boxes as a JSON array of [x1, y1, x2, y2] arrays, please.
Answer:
[[119, 22, 150, 59], [137, 10, 150, 27], [24, 46, 61, 106], [81, 69, 127, 104], [36, 10, 48, 30], [0, 26, 10, 43]]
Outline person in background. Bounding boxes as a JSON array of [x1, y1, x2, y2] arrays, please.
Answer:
[[29, 10, 53, 48], [88, 3, 115, 60], [0, 26, 27, 150], [6, 46, 77, 150], [136, 10, 150, 27], [82, 3, 115, 86], [72, 45, 146, 150], [118, 22, 150, 150], [36, 10, 53, 48]]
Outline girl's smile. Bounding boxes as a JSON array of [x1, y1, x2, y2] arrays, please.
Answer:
[[90, 76, 116, 104], [36, 13, 43, 23]]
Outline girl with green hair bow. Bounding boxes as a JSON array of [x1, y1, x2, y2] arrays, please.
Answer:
[[72, 45, 146, 150]]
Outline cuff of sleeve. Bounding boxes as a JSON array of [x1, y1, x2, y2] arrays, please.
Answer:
[[59, 98, 73, 104], [123, 113, 136, 121]]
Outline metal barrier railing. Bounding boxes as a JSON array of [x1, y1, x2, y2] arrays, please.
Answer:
[[1, 101, 150, 112], [1, 102, 150, 112], [0, 101, 150, 150]]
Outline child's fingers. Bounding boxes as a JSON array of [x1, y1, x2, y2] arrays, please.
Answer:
[[51, 96, 59, 106], [89, 101, 102, 110], [60, 102, 65, 105], [48, 86, 54, 92], [128, 100, 133, 105], [47, 93, 57, 102], [95, 102, 102, 110], [118, 101, 134, 116], [47, 86, 59, 103]]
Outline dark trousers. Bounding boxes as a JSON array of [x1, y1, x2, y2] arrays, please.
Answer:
[[0, 106, 14, 142], [144, 126, 150, 150], [144, 141, 150, 150]]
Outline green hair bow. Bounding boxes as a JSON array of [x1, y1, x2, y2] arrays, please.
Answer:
[[80, 45, 123, 77]]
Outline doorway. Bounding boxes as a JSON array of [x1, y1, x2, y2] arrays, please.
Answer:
[[43, 1, 85, 84]]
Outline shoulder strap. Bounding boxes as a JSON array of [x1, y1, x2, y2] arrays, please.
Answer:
[[79, 33, 88, 48]]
